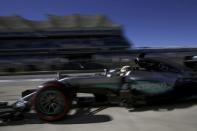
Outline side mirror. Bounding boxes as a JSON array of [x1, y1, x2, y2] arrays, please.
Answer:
[[56, 72, 61, 80], [56, 72, 69, 80], [104, 69, 108, 76]]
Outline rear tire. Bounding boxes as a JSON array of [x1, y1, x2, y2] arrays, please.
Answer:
[[94, 94, 108, 102], [34, 87, 71, 121]]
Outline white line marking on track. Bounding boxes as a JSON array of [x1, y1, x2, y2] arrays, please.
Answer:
[[0, 78, 53, 83]]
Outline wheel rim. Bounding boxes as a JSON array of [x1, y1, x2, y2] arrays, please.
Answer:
[[37, 90, 66, 115]]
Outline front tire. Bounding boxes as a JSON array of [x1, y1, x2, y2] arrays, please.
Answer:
[[34, 87, 71, 121]]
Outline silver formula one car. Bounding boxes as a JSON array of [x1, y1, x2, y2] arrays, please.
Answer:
[[1, 54, 197, 122]]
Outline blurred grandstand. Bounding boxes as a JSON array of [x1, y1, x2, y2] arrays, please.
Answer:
[[0, 14, 131, 73], [0, 14, 196, 73]]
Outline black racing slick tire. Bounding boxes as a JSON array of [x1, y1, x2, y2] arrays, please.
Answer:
[[34, 87, 71, 121], [94, 94, 108, 102]]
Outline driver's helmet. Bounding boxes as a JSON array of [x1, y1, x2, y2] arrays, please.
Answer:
[[120, 66, 131, 76]]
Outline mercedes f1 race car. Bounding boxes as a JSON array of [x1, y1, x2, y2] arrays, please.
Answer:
[[0, 54, 197, 122]]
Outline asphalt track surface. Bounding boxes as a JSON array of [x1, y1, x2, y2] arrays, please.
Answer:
[[0, 74, 197, 131]]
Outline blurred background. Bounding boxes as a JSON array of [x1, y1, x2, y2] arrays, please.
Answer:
[[0, 0, 196, 74]]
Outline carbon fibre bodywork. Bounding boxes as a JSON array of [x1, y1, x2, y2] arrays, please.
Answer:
[[55, 70, 196, 103]]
